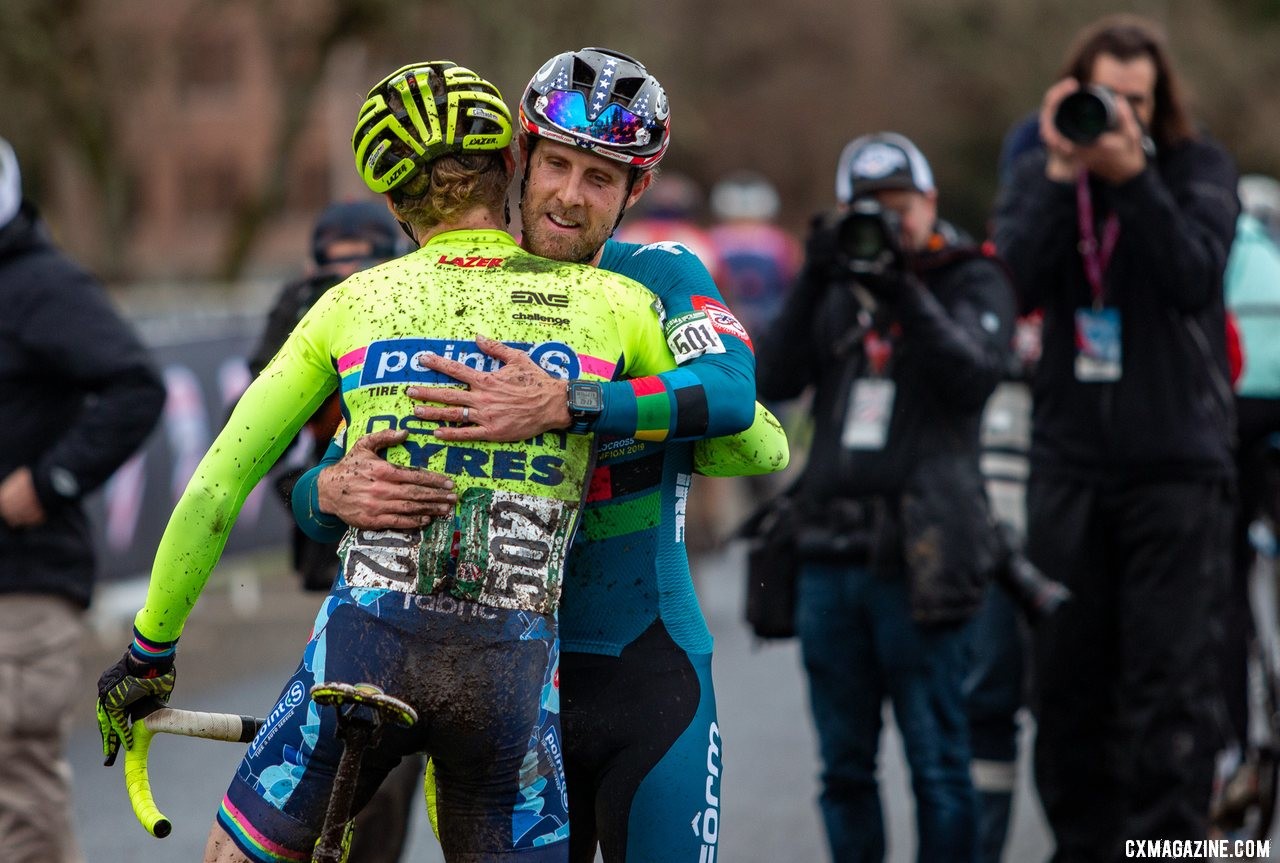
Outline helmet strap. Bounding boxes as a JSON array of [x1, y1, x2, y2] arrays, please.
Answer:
[[518, 138, 536, 207], [610, 168, 641, 234]]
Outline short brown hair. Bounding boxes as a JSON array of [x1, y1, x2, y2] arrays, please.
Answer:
[[391, 153, 510, 231], [1059, 14, 1196, 148]]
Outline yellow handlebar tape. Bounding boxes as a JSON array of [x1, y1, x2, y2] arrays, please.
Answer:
[[122, 707, 264, 839]]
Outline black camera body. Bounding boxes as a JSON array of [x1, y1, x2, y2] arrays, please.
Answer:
[[1053, 84, 1120, 145], [824, 199, 903, 278]]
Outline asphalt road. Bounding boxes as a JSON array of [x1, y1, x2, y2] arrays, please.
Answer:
[[68, 544, 1057, 862]]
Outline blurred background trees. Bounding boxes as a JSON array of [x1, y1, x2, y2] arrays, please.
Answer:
[[2, 0, 1278, 283]]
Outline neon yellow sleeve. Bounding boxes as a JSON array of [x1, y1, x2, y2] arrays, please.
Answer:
[[604, 281, 676, 380], [694, 401, 790, 477], [132, 295, 340, 643]]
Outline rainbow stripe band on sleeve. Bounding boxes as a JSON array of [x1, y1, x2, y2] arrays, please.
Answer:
[[625, 367, 710, 442], [129, 626, 177, 666], [630, 376, 671, 442]]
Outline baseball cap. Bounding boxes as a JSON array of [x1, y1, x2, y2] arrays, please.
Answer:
[[835, 131, 935, 204], [0, 137, 21, 228]]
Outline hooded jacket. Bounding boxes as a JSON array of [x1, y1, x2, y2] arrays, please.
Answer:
[[0, 203, 165, 607]]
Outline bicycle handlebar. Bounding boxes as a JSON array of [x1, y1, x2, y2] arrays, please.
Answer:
[[123, 706, 264, 838]]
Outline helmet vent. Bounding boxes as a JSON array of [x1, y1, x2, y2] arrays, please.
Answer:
[[612, 78, 643, 101]]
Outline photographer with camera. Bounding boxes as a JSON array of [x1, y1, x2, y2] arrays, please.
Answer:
[[993, 15, 1239, 861], [757, 131, 1015, 862]]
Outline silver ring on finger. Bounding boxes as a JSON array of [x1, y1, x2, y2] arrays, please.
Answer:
[[461, 406, 470, 423]]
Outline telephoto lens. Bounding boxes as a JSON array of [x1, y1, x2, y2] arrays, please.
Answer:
[[834, 199, 900, 276], [1053, 84, 1119, 145]]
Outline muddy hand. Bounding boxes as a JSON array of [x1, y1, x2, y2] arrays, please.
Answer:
[[316, 429, 455, 529], [408, 334, 572, 442]]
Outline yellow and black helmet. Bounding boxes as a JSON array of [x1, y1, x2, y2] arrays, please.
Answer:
[[352, 61, 513, 194]]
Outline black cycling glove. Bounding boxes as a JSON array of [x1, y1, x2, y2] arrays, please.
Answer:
[[96, 650, 176, 767]]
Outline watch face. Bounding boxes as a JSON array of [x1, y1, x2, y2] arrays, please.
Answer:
[[570, 382, 603, 412]]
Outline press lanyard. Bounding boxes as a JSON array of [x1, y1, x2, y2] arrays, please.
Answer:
[[1075, 169, 1120, 306], [863, 329, 892, 376]]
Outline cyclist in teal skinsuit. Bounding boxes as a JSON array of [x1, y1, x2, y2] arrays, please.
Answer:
[[294, 48, 788, 862]]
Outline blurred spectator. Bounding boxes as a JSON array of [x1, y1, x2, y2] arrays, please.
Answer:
[[247, 199, 408, 591], [962, 113, 1064, 863], [1215, 178, 1280, 829], [993, 14, 1239, 860], [965, 378, 1031, 863], [0, 136, 165, 863], [708, 170, 801, 339], [1238, 173, 1280, 245], [757, 131, 1015, 862], [615, 170, 724, 283], [1226, 179, 1280, 450], [709, 170, 802, 497], [246, 198, 417, 863]]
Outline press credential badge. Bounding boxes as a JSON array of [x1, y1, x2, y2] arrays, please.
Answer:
[[842, 378, 896, 450]]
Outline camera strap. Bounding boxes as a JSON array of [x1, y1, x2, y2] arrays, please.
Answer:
[[1075, 169, 1120, 306]]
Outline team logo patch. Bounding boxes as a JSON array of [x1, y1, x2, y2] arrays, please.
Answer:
[[360, 338, 580, 385], [690, 296, 753, 351], [632, 240, 692, 256], [851, 142, 908, 179], [511, 290, 569, 307], [437, 255, 503, 268], [665, 311, 726, 364]]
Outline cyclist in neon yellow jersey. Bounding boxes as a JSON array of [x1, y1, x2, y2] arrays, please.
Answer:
[[94, 60, 677, 863]]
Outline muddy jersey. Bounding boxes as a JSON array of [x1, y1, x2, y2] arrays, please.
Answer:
[[133, 229, 669, 644]]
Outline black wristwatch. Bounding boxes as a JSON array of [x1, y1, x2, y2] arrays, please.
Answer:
[[566, 381, 604, 434]]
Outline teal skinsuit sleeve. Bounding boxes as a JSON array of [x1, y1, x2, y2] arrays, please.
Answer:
[[595, 240, 756, 441]]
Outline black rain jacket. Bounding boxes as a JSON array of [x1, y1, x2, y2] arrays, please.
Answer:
[[758, 233, 1016, 623], [993, 136, 1239, 482], [0, 203, 165, 607]]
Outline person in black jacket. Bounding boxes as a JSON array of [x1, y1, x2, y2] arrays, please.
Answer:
[[992, 15, 1239, 861], [757, 131, 1015, 863], [0, 136, 165, 862]]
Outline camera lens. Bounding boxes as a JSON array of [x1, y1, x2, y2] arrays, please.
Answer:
[[1053, 86, 1117, 145], [837, 213, 886, 261]]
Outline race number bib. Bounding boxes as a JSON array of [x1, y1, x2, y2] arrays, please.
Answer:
[[665, 311, 726, 363], [339, 490, 574, 615], [339, 526, 437, 592], [457, 489, 573, 614]]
